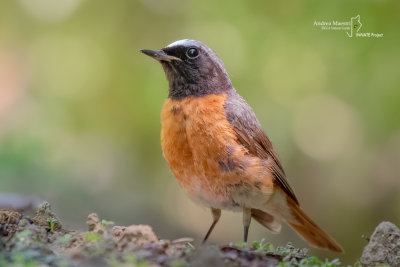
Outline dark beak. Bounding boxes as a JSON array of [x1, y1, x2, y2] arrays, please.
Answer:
[[140, 49, 182, 62]]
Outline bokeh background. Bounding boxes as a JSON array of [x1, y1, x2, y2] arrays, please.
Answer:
[[1, 0, 399, 264]]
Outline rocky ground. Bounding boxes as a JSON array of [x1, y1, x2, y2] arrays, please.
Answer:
[[0, 202, 398, 267]]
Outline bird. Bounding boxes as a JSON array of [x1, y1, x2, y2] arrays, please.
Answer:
[[140, 39, 343, 253]]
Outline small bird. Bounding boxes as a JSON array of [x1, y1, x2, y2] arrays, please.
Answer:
[[141, 39, 343, 252]]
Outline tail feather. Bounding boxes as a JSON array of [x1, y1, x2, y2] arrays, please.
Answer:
[[251, 209, 281, 234], [286, 197, 343, 253]]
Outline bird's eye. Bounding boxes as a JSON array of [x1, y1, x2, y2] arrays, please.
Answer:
[[186, 48, 199, 59]]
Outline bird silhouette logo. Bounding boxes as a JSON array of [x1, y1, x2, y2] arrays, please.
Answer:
[[347, 15, 362, 37]]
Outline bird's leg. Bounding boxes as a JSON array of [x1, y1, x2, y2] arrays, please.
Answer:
[[243, 207, 251, 243], [202, 208, 221, 243]]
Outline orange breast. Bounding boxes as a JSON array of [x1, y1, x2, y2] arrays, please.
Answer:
[[161, 94, 274, 209]]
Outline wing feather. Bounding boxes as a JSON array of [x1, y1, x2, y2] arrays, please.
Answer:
[[224, 93, 299, 204]]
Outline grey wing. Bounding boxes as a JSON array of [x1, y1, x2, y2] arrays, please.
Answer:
[[224, 92, 299, 204]]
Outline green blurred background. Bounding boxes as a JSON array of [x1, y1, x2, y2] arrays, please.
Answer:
[[0, 0, 399, 264]]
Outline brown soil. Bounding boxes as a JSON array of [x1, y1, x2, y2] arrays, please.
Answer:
[[0, 201, 311, 266]]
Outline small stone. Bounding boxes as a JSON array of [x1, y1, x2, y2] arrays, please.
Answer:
[[32, 202, 62, 231], [0, 209, 21, 224], [361, 221, 400, 267], [112, 224, 159, 252], [86, 213, 102, 233]]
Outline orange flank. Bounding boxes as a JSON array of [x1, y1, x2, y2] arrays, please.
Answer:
[[161, 94, 274, 208]]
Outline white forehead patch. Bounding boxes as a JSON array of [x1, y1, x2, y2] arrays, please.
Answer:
[[166, 39, 193, 48]]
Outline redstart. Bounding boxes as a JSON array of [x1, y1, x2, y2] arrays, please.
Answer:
[[140, 39, 343, 252]]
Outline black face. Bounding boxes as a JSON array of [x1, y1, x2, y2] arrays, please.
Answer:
[[142, 39, 233, 100]]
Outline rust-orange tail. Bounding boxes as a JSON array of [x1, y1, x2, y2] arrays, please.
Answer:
[[285, 197, 343, 252]]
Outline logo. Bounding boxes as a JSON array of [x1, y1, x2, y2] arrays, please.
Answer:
[[347, 15, 362, 37], [313, 15, 383, 38]]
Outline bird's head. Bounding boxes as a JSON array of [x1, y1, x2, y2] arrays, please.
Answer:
[[141, 39, 233, 99]]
